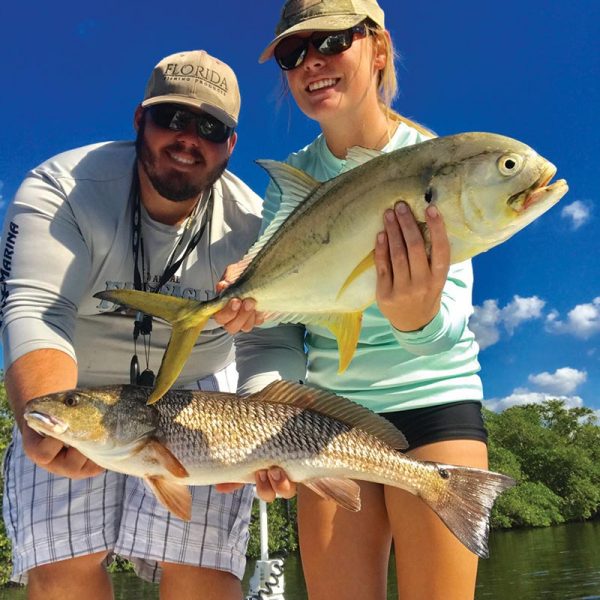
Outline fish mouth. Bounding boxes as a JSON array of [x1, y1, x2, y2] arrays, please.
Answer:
[[509, 164, 568, 213], [24, 410, 69, 436]]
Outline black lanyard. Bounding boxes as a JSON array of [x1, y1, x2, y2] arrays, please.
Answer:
[[128, 169, 213, 384]]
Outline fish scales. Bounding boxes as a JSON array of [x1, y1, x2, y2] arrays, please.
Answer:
[[156, 394, 362, 469]]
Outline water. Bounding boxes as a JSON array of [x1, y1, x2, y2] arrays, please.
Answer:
[[1, 521, 598, 599], [475, 521, 600, 600]]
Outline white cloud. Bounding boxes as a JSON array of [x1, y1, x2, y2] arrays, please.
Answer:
[[470, 295, 545, 349], [546, 297, 600, 339], [501, 295, 546, 334], [561, 200, 591, 230], [469, 299, 501, 350], [528, 367, 587, 395], [0, 179, 4, 208], [484, 389, 584, 412], [485, 366, 589, 413]]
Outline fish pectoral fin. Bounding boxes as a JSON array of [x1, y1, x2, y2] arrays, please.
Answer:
[[144, 439, 189, 478], [315, 313, 362, 373], [146, 476, 192, 521], [337, 251, 375, 301], [148, 320, 208, 405], [302, 477, 361, 512]]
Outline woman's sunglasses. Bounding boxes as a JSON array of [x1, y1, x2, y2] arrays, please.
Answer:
[[146, 104, 234, 144], [274, 23, 368, 71]]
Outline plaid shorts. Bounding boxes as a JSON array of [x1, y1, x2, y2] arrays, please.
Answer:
[[1, 364, 255, 584]]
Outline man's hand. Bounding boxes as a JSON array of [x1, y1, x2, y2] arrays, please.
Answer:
[[216, 468, 297, 501], [214, 262, 265, 334], [213, 298, 264, 334], [6, 348, 104, 480], [21, 423, 103, 479]]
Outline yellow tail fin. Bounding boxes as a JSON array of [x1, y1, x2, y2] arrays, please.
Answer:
[[94, 289, 221, 402]]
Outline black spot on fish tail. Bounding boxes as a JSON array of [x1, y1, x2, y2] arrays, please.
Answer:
[[438, 467, 450, 480]]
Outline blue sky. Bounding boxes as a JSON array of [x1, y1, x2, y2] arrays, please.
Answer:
[[0, 1, 598, 415]]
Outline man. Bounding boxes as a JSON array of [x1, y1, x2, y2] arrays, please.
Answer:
[[0, 50, 304, 600]]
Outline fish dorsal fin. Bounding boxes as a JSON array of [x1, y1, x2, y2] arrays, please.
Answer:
[[250, 380, 408, 450], [341, 146, 384, 173], [256, 159, 320, 203], [145, 476, 192, 521], [226, 160, 322, 284]]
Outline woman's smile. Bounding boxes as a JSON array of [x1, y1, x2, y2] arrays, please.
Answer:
[[306, 78, 341, 93]]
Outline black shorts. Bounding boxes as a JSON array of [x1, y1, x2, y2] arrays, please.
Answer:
[[381, 401, 488, 451]]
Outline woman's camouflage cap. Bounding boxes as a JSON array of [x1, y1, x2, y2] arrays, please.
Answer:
[[259, 0, 385, 63]]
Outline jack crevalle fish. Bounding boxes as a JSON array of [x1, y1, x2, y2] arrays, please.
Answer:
[[25, 380, 514, 558], [95, 132, 568, 403]]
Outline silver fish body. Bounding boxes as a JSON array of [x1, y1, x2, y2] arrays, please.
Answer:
[[25, 380, 514, 558], [94, 132, 568, 403]]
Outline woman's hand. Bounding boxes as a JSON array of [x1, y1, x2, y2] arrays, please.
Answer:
[[216, 468, 297, 501], [375, 202, 450, 332]]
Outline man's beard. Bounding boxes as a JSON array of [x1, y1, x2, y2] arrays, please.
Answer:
[[135, 122, 229, 202]]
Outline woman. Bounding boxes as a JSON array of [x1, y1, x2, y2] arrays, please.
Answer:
[[252, 2, 489, 599]]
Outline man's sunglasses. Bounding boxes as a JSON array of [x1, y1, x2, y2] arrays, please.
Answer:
[[274, 23, 368, 71], [146, 104, 234, 144]]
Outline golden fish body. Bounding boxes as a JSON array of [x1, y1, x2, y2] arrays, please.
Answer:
[[25, 380, 514, 558]]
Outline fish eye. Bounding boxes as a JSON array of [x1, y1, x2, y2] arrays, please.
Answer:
[[498, 154, 523, 177], [64, 394, 79, 407]]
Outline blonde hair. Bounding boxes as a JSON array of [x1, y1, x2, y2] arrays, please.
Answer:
[[367, 22, 434, 137]]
